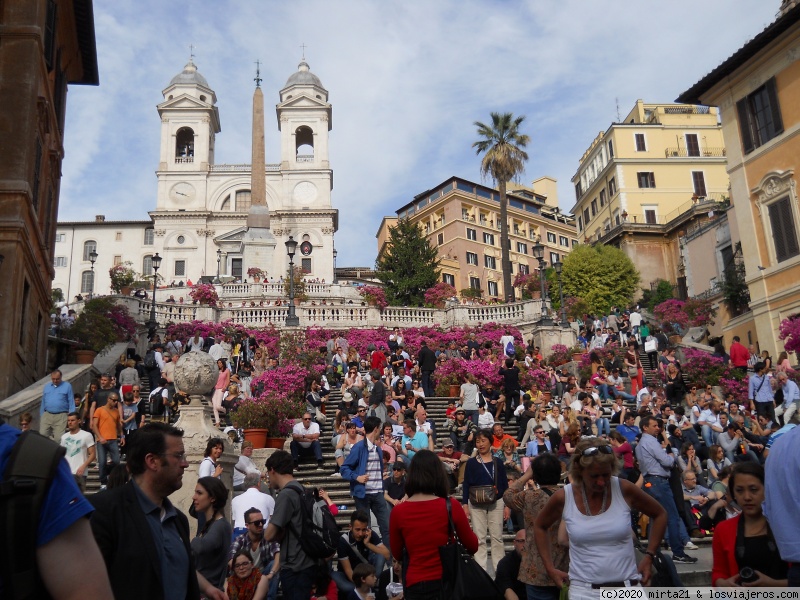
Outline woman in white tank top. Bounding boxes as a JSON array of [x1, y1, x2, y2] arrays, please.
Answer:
[[533, 437, 669, 599]]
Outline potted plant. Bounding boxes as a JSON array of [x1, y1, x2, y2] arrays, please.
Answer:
[[568, 344, 584, 362], [547, 344, 570, 366], [63, 298, 138, 362], [283, 266, 308, 304], [358, 285, 388, 310], [247, 267, 265, 283], [459, 287, 483, 301], [231, 394, 306, 449], [109, 262, 137, 295], [423, 282, 458, 309], [189, 283, 219, 307]]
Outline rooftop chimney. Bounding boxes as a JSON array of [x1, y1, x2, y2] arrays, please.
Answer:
[[95, 215, 105, 222]]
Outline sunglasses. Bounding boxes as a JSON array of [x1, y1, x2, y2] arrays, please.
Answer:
[[581, 445, 614, 457], [358, 409, 366, 413], [235, 561, 253, 568], [247, 519, 266, 527]]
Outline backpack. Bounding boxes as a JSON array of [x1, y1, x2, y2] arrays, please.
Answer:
[[505, 340, 515, 357], [284, 483, 340, 560], [636, 542, 682, 587], [144, 350, 157, 370], [0, 430, 65, 599]]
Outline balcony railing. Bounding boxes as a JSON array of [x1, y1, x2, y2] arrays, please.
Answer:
[[175, 156, 194, 163], [208, 163, 281, 172], [296, 154, 314, 162], [664, 147, 726, 158]]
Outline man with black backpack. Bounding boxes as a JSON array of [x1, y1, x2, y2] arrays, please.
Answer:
[[265, 450, 328, 600]]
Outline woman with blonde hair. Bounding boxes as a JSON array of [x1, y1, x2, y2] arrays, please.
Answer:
[[535, 437, 667, 593], [557, 423, 581, 471], [187, 330, 204, 352]]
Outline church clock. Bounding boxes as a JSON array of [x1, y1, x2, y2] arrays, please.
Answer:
[[169, 182, 196, 202]]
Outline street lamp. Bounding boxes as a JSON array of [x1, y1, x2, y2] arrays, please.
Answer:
[[531, 242, 552, 325], [332, 248, 338, 284], [553, 260, 569, 327], [285, 236, 300, 327], [89, 250, 98, 299], [147, 253, 162, 339], [214, 248, 222, 284]]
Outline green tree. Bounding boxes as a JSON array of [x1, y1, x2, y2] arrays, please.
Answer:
[[473, 112, 530, 303], [561, 245, 639, 315], [375, 219, 440, 306], [641, 279, 675, 312]]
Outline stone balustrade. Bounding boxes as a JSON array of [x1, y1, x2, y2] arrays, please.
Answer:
[[218, 281, 361, 300]]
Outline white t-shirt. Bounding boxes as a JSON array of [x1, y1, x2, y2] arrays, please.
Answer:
[[233, 454, 261, 488], [500, 335, 515, 357], [60, 430, 95, 475], [292, 421, 320, 448], [231, 488, 275, 530]]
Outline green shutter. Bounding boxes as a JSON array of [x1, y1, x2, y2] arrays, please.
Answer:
[[737, 98, 755, 154]]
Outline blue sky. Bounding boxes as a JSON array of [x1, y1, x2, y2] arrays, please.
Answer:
[[60, 0, 778, 267]]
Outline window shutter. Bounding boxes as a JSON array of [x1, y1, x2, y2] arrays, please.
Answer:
[[737, 98, 755, 154], [765, 77, 784, 137], [692, 172, 707, 196], [778, 198, 799, 260]]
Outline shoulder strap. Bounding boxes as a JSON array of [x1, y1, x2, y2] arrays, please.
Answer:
[[444, 497, 457, 542], [0, 431, 65, 600]]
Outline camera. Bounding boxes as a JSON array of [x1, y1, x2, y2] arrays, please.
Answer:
[[739, 567, 757, 583]]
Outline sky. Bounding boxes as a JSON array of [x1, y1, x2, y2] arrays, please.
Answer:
[[60, 0, 779, 268]]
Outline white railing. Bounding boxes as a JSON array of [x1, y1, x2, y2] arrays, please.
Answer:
[[208, 163, 281, 172], [380, 307, 437, 324], [219, 282, 362, 301], [133, 299, 198, 323]]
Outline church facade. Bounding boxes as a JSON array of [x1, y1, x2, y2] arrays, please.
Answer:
[[53, 59, 338, 301]]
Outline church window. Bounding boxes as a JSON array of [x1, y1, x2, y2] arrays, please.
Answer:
[[144, 228, 154, 245], [83, 240, 96, 261], [143, 255, 153, 276], [236, 190, 252, 211], [80, 271, 94, 294], [301, 258, 311, 274], [177, 235, 185, 245], [175, 260, 186, 277], [200, 95, 206, 102], [295, 126, 314, 161], [220, 196, 230, 211], [175, 127, 194, 162]]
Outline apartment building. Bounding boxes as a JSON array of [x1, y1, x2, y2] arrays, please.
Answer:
[[677, 0, 800, 351], [379, 176, 578, 299], [570, 100, 730, 290]]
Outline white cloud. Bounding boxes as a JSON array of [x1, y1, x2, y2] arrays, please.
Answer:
[[60, 0, 778, 265]]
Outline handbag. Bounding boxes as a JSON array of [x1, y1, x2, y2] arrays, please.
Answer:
[[439, 498, 503, 600], [644, 339, 658, 353], [468, 457, 498, 506]]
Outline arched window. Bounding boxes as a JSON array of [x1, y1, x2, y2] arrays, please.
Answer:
[[144, 228, 154, 245], [80, 271, 94, 294], [175, 127, 194, 161], [142, 255, 153, 276], [220, 195, 230, 211], [236, 190, 252, 211], [295, 126, 314, 161], [82, 240, 96, 261]]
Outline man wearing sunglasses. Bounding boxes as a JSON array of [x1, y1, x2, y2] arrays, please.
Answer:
[[228, 507, 281, 600], [231, 471, 274, 537]]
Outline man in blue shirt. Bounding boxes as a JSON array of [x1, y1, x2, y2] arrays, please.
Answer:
[[40, 369, 74, 440], [748, 361, 775, 422], [777, 372, 800, 425], [616, 413, 641, 446], [396, 418, 432, 462], [765, 420, 800, 586]]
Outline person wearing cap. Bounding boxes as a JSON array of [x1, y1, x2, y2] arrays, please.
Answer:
[[436, 439, 466, 492], [384, 462, 407, 508], [338, 391, 358, 416], [446, 408, 477, 455]]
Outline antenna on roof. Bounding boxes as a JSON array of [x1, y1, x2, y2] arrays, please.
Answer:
[[615, 98, 621, 122]]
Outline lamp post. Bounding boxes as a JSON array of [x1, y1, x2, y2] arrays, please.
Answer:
[[285, 236, 300, 327], [553, 260, 568, 327], [214, 248, 222, 284], [147, 253, 162, 339], [332, 248, 337, 283], [531, 242, 552, 325], [88, 250, 98, 299]]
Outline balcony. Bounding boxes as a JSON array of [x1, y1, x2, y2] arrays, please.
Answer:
[[664, 147, 726, 158], [296, 154, 314, 162]]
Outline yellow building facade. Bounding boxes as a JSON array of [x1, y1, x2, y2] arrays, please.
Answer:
[[677, 1, 800, 353], [570, 101, 730, 290], [378, 176, 578, 300]]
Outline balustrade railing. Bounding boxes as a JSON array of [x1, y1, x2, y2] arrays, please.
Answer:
[[134, 299, 198, 323]]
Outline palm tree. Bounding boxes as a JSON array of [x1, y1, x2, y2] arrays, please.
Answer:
[[473, 112, 530, 302]]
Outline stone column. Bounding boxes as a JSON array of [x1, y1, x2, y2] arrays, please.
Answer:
[[172, 351, 237, 536]]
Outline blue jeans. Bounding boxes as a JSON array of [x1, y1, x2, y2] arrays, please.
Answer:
[[261, 558, 280, 600], [97, 439, 120, 485], [596, 384, 611, 400], [331, 552, 386, 594], [355, 493, 391, 549], [701, 425, 719, 448], [526, 584, 559, 600], [464, 409, 479, 427], [596, 418, 610, 436], [643, 475, 687, 557], [280, 565, 318, 600]]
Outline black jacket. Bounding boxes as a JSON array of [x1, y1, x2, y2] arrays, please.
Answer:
[[418, 345, 437, 371], [89, 481, 200, 600]]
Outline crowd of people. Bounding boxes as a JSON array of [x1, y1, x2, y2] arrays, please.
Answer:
[[16, 312, 800, 599]]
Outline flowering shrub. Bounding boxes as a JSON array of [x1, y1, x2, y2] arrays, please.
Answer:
[[653, 298, 716, 333], [779, 316, 800, 354], [513, 271, 548, 299], [166, 320, 248, 342], [109, 262, 137, 294], [547, 344, 570, 366], [358, 286, 388, 310], [247, 267, 264, 278], [719, 376, 749, 402], [564, 296, 589, 322], [189, 283, 219, 307], [64, 298, 137, 353], [424, 282, 457, 308], [680, 348, 727, 386], [230, 394, 305, 436]]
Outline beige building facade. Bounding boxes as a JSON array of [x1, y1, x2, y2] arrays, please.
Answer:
[[571, 100, 730, 290], [677, 1, 800, 353], [380, 176, 578, 299]]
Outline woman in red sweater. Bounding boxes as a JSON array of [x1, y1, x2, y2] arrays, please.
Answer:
[[389, 449, 478, 600], [712, 463, 787, 587]]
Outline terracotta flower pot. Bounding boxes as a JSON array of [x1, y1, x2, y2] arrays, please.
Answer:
[[242, 428, 267, 449], [449, 384, 460, 398], [265, 436, 287, 450], [572, 353, 583, 362], [74, 349, 97, 365]]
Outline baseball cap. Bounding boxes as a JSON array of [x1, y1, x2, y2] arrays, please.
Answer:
[[442, 439, 455, 447]]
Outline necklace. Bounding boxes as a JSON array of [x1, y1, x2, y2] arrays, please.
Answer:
[[580, 482, 608, 516]]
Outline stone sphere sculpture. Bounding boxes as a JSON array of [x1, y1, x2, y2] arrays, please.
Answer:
[[174, 351, 217, 397]]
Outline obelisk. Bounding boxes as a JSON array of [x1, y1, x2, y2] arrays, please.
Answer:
[[242, 62, 276, 276]]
